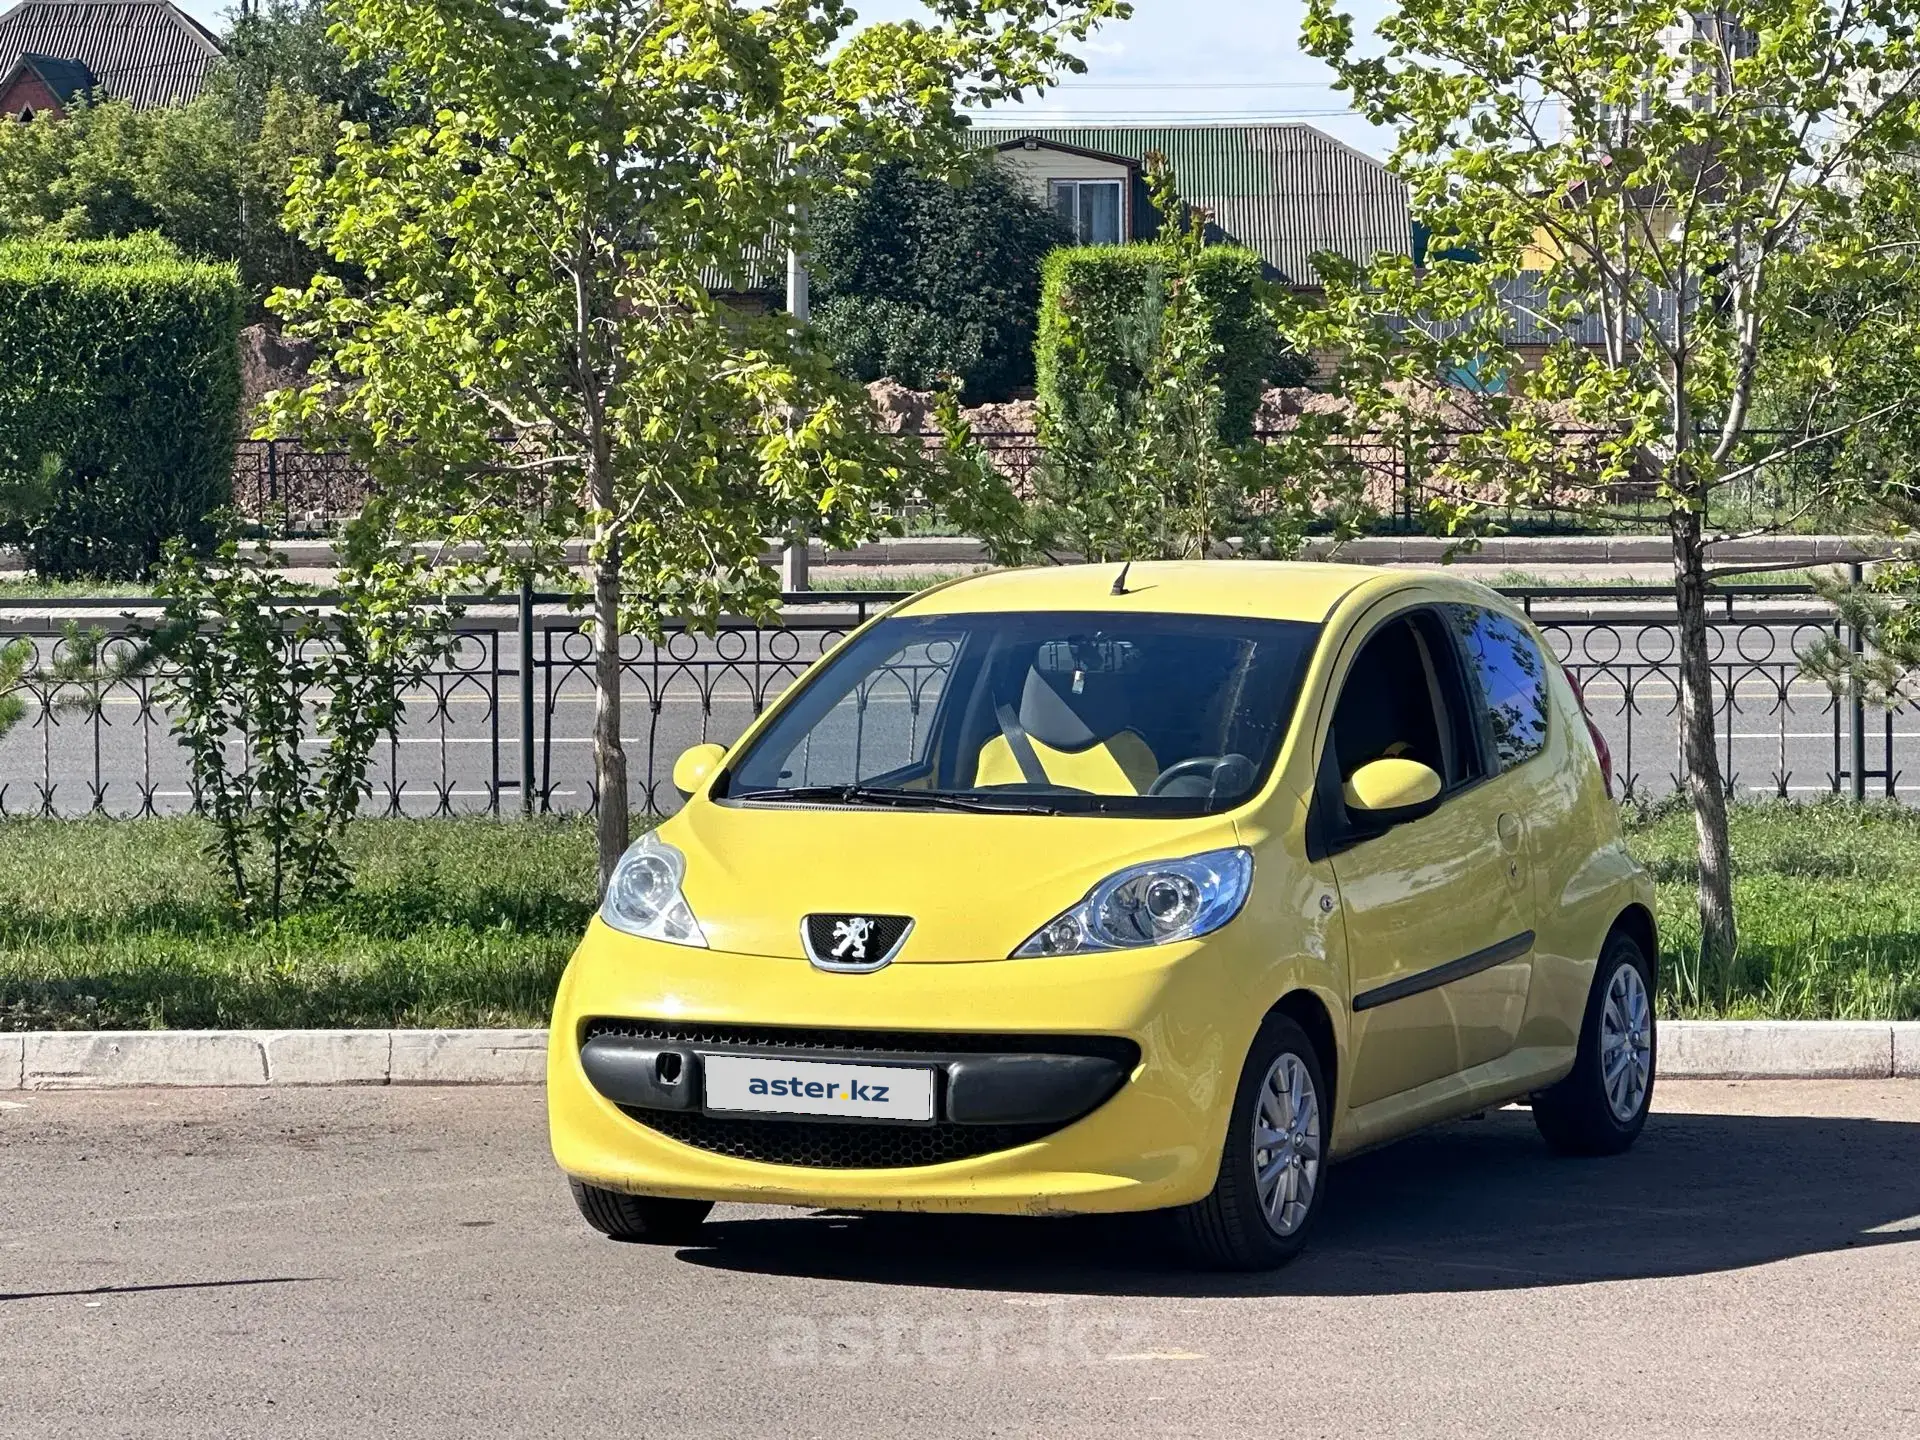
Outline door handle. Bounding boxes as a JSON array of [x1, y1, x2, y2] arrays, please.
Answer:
[[1496, 812, 1523, 850]]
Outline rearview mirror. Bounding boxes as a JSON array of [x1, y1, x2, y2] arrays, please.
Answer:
[[672, 742, 727, 798], [1342, 757, 1442, 826]]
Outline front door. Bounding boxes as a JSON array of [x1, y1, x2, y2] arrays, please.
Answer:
[[1319, 605, 1535, 1110]]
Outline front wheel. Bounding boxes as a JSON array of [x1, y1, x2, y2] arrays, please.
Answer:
[[1174, 1014, 1329, 1270], [1532, 931, 1656, 1156], [569, 1180, 714, 1243]]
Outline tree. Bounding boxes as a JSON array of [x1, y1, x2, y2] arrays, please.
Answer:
[[265, 0, 1121, 891], [139, 523, 452, 920], [220, 0, 412, 138], [809, 160, 1069, 402], [0, 623, 153, 750], [1751, 178, 1920, 506], [0, 87, 338, 299], [1030, 159, 1355, 562], [1296, 0, 1920, 976]]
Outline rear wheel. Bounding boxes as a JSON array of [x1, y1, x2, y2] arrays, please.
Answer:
[[1175, 1015, 1328, 1270], [1532, 931, 1656, 1156], [569, 1180, 713, 1243]]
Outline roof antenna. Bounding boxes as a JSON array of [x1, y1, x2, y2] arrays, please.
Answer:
[[1110, 560, 1132, 597]]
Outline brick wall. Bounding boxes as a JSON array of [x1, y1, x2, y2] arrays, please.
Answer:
[[0, 71, 63, 120]]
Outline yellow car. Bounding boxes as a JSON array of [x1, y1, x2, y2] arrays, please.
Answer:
[[548, 561, 1656, 1269]]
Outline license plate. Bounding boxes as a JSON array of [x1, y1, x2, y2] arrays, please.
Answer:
[[702, 1054, 935, 1122]]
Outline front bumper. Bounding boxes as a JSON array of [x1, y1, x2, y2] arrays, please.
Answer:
[[546, 919, 1261, 1216]]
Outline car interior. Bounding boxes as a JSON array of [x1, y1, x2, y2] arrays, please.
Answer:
[[1317, 610, 1485, 844]]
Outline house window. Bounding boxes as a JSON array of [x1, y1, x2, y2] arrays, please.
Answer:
[[1049, 180, 1123, 244]]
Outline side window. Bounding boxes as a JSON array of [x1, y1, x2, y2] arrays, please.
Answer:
[[1451, 606, 1549, 771], [1329, 609, 1485, 793], [1330, 616, 1445, 782]]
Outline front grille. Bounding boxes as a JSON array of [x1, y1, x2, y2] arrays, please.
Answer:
[[628, 1109, 1055, 1169], [584, 1019, 1139, 1171], [581, 1018, 1139, 1067]]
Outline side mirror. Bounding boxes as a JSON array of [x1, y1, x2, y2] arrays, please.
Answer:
[[672, 742, 727, 798], [1342, 757, 1442, 826]]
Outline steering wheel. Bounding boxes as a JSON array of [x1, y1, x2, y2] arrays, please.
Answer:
[[1148, 754, 1253, 798]]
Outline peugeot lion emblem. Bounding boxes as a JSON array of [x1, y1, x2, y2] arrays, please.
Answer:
[[831, 917, 873, 961], [802, 913, 913, 973]]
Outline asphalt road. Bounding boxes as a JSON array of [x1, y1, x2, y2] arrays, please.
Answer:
[[4, 1080, 1919, 1438], [4, 610, 1910, 818]]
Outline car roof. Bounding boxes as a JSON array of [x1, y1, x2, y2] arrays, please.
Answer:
[[894, 561, 1499, 625]]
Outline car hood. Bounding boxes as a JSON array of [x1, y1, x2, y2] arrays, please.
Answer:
[[660, 800, 1244, 962]]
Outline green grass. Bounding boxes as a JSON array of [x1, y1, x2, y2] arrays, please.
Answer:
[[808, 569, 979, 593], [1625, 798, 1920, 1020], [0, 578, 157, 600], [1489, 567, 1840, 590], [0, 816, 597, 1030], [4, 803, 1919, 1029]]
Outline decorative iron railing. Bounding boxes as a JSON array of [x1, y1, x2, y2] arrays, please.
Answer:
[[227, 430, 1839, 538], [0, 585, 1904, 820]]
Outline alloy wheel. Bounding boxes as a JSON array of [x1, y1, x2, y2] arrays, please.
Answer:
[[1600, 961, 1653, 1123], [1251, 1051, 1321, 1236]]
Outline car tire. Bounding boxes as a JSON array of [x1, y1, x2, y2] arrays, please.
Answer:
[[1175, 1014, 1329, 1271], [569, 1180, 714, 1243], [1531, 930, 1657, 1157]]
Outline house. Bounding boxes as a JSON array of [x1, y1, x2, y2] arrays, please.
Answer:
[[966, 122, 1414, 283], [0, 0, 220, 117], [0, 50, 90, 118]]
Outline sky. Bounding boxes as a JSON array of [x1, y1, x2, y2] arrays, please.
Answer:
[[175, 0, 1397, 159]]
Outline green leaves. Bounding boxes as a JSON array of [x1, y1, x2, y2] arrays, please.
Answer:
[[142, 525, 453, 922], [1031, 158, 1340, 562], [0, 236, 243, 581], [0, 83, 340, 303], [810, 160, 1069, 402], [1294, 0, 1920, 541], [0, 637, 30, 741], [267, 0, 1124, 614], [262, 0, 1117, 867]]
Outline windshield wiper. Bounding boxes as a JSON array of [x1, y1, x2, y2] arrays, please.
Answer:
[[733, 784, 1062, 816]]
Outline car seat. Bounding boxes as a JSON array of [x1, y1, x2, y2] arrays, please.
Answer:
[[974, 662, 1159, 795]]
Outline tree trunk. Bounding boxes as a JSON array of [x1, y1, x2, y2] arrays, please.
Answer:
[[1670, 506, 1737, 979], [592, 527, 629, 897]]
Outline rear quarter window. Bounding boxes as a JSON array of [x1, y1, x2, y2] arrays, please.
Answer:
[[1450, 606, 1550, 771]]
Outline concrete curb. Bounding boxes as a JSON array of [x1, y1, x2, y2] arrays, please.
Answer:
[[13, 1029, 547, 1090], [3, 1022, 1918, 1089]]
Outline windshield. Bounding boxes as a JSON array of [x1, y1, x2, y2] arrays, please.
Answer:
[[720, 611, 1322, 817]]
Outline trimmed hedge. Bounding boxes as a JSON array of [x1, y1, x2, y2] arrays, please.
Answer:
[[810, 162, 1070, 403], [1035, 243, 1291, 442], [0, 234, 244, 579]]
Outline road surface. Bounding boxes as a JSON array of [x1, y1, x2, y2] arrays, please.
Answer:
[[1, 610, 1907, 818], [4, 1079, 1919, 1437]]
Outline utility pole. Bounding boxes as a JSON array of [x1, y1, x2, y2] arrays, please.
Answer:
[[780, 216, 811, 594]]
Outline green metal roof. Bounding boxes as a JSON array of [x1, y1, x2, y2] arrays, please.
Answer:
[[967, 122, 1411, 282]]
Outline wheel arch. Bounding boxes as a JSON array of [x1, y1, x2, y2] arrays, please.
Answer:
[[1267, 988, 1340, 1121], [1609, 903, 1659, 988]]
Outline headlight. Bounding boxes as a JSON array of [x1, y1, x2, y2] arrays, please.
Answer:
[[1011, 847, 1253, 957], [600, 832, 707, 947]]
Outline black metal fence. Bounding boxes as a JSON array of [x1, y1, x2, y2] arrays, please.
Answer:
[[227, 431, 1839, 539], [0, 592, 896, 819], [232, 440, 379, 536], [0, 584, 1907, 820]]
